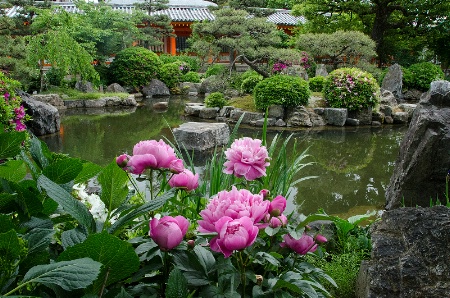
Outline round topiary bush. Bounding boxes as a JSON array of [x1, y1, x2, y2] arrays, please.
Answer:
[[182, 71, 201, 83], [204, 92, 227, 109], [241, 74, 263, 94], [158, 62, 183, 88], [253, 75, 311, 109], [110, 47, 162, 89], [323, 68, 380, 111], [308, 76, 325, 92], [406, 62, 444, 91]]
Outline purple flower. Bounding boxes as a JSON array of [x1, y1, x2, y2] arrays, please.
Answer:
[[280, 233, 317, 255]]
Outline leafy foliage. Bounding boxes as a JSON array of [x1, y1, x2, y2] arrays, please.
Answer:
[[204, 92, 227, 109], [205, 64, 227, 78], [253, 75, 311, 109], [110, 47, 162, 90], [182, 71, 201, 83], [159, 54, 201, 72], [308, 76, 325, 92], [158, 61, 183, 88], [323, 67, 380, 111], [241, 74, 263, 94], [405, 62, 445, 91]]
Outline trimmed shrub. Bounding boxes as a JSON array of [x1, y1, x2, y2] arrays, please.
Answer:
[[241, 74, 263, 94], [158, 62, 183, 88], [205, 64, 227, 78], [406, 62, 444, 91], [182, 71, 201, 83], [159, 54, 201, 72], [204, 92, 227, 108], [253, 75, 311, 109], [308, 76, 325, 92], [110, 47, 162, 89], [323, 68, 380, 111]]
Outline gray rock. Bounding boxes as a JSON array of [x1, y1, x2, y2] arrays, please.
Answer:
[[380, 90, 398, 106], [397, 103, 417, 121], [313, 108, 324, 115], [315, 64, 328, 77], [379, 105, 393, 117], [345, 118, 360, 126], [142, 79, 170, 97], [106, 83, 126, 93], [199, 107, 219, 119], [21, 93, 60, 136], [180, 82, 201, 93], [371, 121, 382, 126], [173, 122, 230, 151], [323, 108, 347, 126], [64, 100, 85, 108], [85, 99, 106, 108], [402, 89, 423, 102], [384, 115, 394, 124], [229, 109, 264, 124], [75, 81, 95, 93], [310, 111, 326, 126], [275, 119, 286, 127], [386, 80, 450, 209], [372, 111, 384, 123], [254, 118, 276, 127], [219, 106, 234, 117], [152, 102, 169, 110], [185, 103, 205, 116], [348, 107, 373, 125], [392, 112, 409, 124], [32, 94, 65, 109], [268, 105, 284, 119], [286, 106, 312, 127], [356, 207, 450, 298], [381, 63, 403, 98]]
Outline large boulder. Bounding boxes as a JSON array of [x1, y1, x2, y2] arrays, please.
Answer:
[[357, 206, 450, 298], [31, 94, 65, 109], [21, 92, 60, 136], [173, 122, 230, 151], [142, 79, 170, 97], [386, 80, 450, 209], [75, 81, 95, 93], [381, 63, 403, 99], [323, 108, 347, 126], [106, 83, 127, 93]]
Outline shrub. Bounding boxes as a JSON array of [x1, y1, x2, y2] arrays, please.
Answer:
[[205, 64, 227, 77], [406, 62, 444, 91], [158, 62, 183, 88], [308, 76, 325, 92], [45, 67, 66, 87], [182, 71, 201, 83], [204, 92, 227, 108], [253, 75, 311, 109], [159, 54, 201, 72], [0, 73, 29, 131], [241, 74, 263, 94], [323, 68, 380, 111], [110, 47, 162, 89]]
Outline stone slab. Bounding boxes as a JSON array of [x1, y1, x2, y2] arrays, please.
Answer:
[[173, 122, 230, 151]]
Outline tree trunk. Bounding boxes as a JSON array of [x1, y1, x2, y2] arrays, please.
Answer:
[[241, 56, 270, 78], [371, 1, 392, 67]]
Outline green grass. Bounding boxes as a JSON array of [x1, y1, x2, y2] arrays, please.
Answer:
[[227, 95, 261, 112], [42, 87, 129, 100]]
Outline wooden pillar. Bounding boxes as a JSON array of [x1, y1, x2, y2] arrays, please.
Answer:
[[169, 36, 176, 56]]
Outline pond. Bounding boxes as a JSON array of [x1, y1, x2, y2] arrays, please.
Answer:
[[39, 95, 408, 217]]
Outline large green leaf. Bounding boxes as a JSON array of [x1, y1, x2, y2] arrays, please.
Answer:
[[37, 174, 96, 233], [0, 214, 15, 233], [24, 228, 55, 255], [58, 232, 140, 294], [10, 180, 43, 216], [0, 192, 17, 213], [0, 160, 27, 182], [29, 136, 51, 170], [97, 161, 129, 212], [74, 161, 103, 184], [166, 268, 189, 298], [108, 189, 175, 234], [61, 226, 88, 250], [0, 229, 21, 260], [42, 158, 83, 184], [0, 131, 26, 159], [21, 258, 101, 291]]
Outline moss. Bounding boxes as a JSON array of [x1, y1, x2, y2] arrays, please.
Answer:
[[227, 95, 261, 112]]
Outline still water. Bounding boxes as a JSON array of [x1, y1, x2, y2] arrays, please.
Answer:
[[40, 96, 408, 217]]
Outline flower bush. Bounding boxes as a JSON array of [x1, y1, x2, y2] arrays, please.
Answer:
[[158, 61, 184, 89], [323, 67, 380, 111], [0, 72, 29, 132]]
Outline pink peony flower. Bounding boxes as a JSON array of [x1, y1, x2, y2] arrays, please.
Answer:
[[126, 154, 158, 175], [198, 186, 269, 233], [268, 195, 287, 216], [169, 159, 184, 174], [116, 154, 129, 168], [280, 233, 317, 255], [210, 216, 259, 258], [263, 213, 288, 228], [315, 234, 328, 244], [132, 140, 184, 170], [223, 137, 270, 181], [169, 169, 199, 191], [149, 215, 189, 251]]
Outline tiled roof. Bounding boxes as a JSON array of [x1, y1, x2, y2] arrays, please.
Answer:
[[4, 3, 303, 26]]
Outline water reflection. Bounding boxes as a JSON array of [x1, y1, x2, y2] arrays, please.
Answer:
[[39, 96, 408, 216]]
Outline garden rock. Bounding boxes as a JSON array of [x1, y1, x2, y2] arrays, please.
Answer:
[[21, 92, 60, 136], [397, 103, 417, 121], [199, 107, 219, 119], [32, 94, 65, 109], [379, 105, 393, 117], [315, 64, 328, 77], [229, 109, 264, 124], [345, 118, 360, 126], [75, 81, 95, 93], [275, 119, 286, 127], [381, 63, 403, 99], [219, 106, 234, 117], [286, 106, 325, 127], [323, 108, 347, 126], [85, 99, 106, 108], [379, 90, 398, 106], [173, 122, 230, 151], [142, 79, 170, 97], [371, 121, 382, 126], [180, 82, 201, 94], [356, 206, 450, 298], [402, 89, 423, 102], [386, 80, 450, 209], [185, 103, 205, 116], [106, 83, 126, 93], [392, 112, 408, 124], [253, 118, 276, 127], [384, 115, 394, 124], [152, 102, 169, 110], [348, 107, 373, 125], [268, 105, 284, 119]]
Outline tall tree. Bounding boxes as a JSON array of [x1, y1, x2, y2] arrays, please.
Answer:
[[134, 0, 174, 49], [292, 0, 450, 66], [189, 8, 302, 77]]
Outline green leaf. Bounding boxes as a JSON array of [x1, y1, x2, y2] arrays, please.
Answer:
[[58, 232, 140, 295], [74, 161, 103, 184], [21, 258, 101, 291], [166, 268, 189, 298], [254, 252, 281, 267], [108, 189, 175, 234], [0, 214, 15, 233], [97, 161, 129, 211], [114, 287, 133, 298], [0, 160, 27, 182], [29, 136, 52, 170], [61, 226, 88, 250], [42, 158, 83, 184], [24, 228, 55, 255], [37, 174, 96, 233], [0, 131, 26, 159], [0, 192, 17, 213], [0, 229, 21, 260], [10, 180, 43, 216], [347, 210, 376, 225], [193, 245, 216, 274]]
